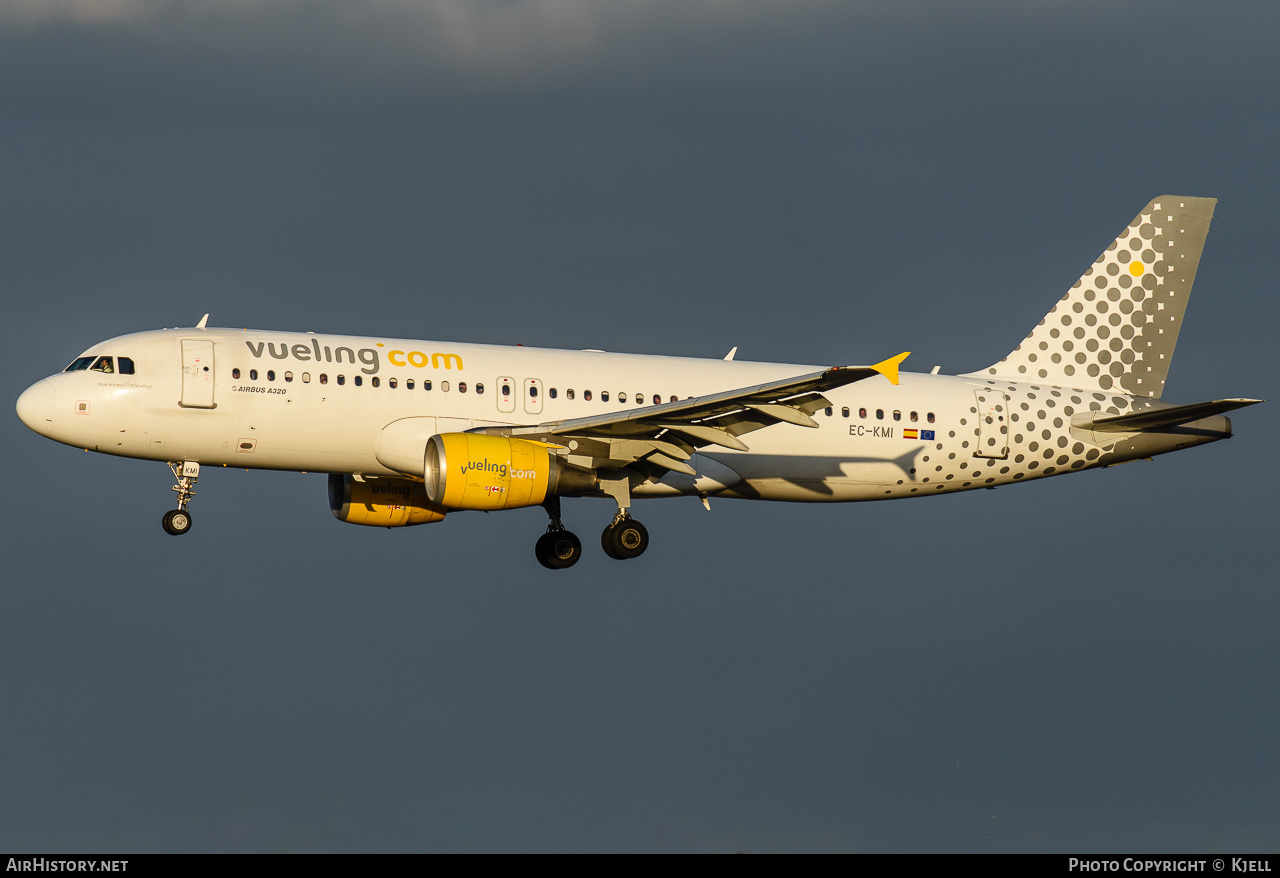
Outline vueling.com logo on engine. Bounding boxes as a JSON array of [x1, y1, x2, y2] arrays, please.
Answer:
[[462, 458, 540, 480]]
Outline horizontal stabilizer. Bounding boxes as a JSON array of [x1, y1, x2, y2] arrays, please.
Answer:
[[1082, 398, 1262, 433]]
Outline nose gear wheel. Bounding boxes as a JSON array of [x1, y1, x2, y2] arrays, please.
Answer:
[[163, 461, 199, 536]]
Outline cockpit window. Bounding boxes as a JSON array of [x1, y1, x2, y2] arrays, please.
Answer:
[[65, 355, 133, 374]]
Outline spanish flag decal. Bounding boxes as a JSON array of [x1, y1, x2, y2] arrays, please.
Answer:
[[903, 429, 918, 439]]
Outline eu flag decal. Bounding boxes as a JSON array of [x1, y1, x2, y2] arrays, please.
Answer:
[[921, 430, 935, 440]]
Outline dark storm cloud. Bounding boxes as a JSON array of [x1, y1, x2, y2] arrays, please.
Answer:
[[6, 0, 1265, 120], [2, 0, 1278, 853]]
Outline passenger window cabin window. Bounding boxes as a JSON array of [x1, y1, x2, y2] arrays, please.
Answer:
[[910, 411, 918, 422], [354, 376, 362, 386], [65, 357, 96, 372], [600, 391, 608, 402], [371, 377, 379, 388], [927, 412, 935, 423], [285, 371, 293, 383], [267, 370, 275, 381], [528, 385, 536, 398], [618, 393, 626, 403], [388, 378, 396, 389], [319, 374, 328, 384], [476, 383, 484, 395], [876, 409, 884, 420], [585, 390, 592, 401], [458, 381, 466, 393], [424, 380, 432, 391], [501, 383, 511, 396], [90, 357, 114, 373], [406, 379, 414, 390], [842, 407, 850, 418], [117, 357, 135, 375], [337, 375, 345, 385], [250, 369, 259, 381], [826, 407, 833, 417], [859, 408, 867, 419], [636, 393, 643, 405], [567, 389, 575, 400], [893, 410, 901, 421], [442, 381, 450, 392], [670, 395, 677, 403], [302, 373, 311, 383], [653, 394, 661, 405], [233, 368, 241, 379]]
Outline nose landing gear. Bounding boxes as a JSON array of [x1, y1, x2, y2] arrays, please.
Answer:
[[162, 461, 199, 536]]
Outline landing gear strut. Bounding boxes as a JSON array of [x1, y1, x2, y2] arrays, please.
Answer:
[[535, 496, 582, 569], [531, 483, 652, 568], [598, 470, 649, 561], [162, 461, 198, 536]]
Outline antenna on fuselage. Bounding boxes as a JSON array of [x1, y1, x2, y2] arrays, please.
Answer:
[[724, 346, 738, 361], [196, 314, 209, 330]]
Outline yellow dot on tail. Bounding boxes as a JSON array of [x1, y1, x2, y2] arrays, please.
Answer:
[[1129, 261, 1145, 277]]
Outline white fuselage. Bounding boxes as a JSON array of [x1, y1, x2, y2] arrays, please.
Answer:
[[17, 327, 1232, 504]]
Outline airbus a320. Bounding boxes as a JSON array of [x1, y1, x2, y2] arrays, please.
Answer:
[[16, 196, 1260, 568]]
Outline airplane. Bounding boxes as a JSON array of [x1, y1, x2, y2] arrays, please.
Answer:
[[16, 195, 1261, 568]]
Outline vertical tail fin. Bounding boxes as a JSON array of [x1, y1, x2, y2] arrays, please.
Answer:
[[965, 196, 1216, 398]]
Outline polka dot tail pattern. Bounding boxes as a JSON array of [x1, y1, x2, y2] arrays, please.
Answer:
[[973, 196, 1215, 399]]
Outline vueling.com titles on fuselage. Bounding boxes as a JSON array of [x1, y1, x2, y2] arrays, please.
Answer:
[[243, 340, 463, 376]]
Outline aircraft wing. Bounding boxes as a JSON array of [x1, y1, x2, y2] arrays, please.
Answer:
[[476, 352, 910, 475]]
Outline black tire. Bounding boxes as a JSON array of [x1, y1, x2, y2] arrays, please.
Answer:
[[162, 508, 192, 536], [602, 518, 648, 560], [536, 530, 582, 569], [600, 522, 622, 559], [613, 518, 648, 559]]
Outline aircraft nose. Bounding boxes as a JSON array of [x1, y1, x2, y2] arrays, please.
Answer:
[[16, 379, 56, 437]]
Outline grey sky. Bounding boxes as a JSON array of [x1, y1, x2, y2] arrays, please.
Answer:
[[3, 0, 1277, 852]]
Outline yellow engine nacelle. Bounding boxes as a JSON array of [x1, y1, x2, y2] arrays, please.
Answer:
[[424, 433, 557, 511], [328, 474, 447, 527]]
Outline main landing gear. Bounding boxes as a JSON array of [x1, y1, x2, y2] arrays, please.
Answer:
[[535, 496, 583, 569], [601, 513, 649, 560], [535, 528, 583, 569], [162, 461, 198, 536], [532, 495, 650, 569]]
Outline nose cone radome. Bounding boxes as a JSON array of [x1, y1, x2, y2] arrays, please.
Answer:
[[16, 379, 55, 437]]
